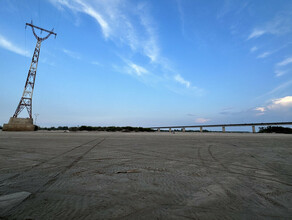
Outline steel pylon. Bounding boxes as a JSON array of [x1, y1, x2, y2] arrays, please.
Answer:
[[13, 21, 56, 119]]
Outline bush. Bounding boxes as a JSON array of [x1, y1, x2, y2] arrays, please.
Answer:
[[58, 126, 69, 130], [258, 126, 292, 134]]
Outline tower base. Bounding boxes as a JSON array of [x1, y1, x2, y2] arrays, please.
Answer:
[[2, 117, 35, 131]]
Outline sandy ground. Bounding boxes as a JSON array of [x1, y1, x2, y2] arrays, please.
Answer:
[[0, 131, 291, 219]]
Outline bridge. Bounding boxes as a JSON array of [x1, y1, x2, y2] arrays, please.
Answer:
[[149, 122, 292, 133]]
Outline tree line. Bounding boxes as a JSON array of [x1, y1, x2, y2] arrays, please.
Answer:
[[36, 126, 154, 132], [258, 126, 292, 134]]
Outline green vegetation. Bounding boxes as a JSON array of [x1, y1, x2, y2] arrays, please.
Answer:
[[195, 129, 209, 132], [0, 125, 2, 130], [258, 126, 292, 134], [38, 126, 154, 132], [78, 126, 154, 132], [160, 129, 209, 132], [38, 126, 69, 131]]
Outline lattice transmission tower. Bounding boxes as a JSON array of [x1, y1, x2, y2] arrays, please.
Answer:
[[13, 21, 57, 119]]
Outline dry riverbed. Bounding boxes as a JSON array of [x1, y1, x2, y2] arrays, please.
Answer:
[[0, 131, 291, 219]]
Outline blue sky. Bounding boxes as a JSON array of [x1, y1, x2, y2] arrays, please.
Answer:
[[0, 0, 292, 127]]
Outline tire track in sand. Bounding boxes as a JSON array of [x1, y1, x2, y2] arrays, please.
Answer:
[[0, 138, 99, 184], [207, 145, 288, 209], [37, 138, 105, 192], [2, 138, 106, 219], [207, 145, 292, 186]]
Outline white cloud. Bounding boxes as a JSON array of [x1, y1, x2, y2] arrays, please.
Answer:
[[51, 0, 202, 94], [50, 0, 110, 38], [253, 96, 292, 116], [277, 56, 292, 66], [254, 107, 266, 112], [129, 63, 148, 76], [254, 107, 266, 115], [267, 96, 292, 110], [275, 70, 287, 77], [247, 15, 291, 40], [248, 29, 266, 40], [119, 59, 149, 77], [174, 74, 191, 88], [51, 0, 159, 63], [195, 118, 210, 123], [78, 1, 110, 38], [257, 51, 271, 59], [230, 96, 292, 118], [250, 46, 258, 53], [62, 49, 81, 59], [139, 10, 159, 62], [0, 34, 29, 57]]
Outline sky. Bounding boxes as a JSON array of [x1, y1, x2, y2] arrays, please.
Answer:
[[0, 0, 292, 128]]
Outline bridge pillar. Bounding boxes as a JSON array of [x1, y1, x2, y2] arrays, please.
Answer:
[[182, 127, 185, 132], [200, 127, 203, 132], [169, 128, 171, 132], [157, 128, 160, 132], [252, 126, 255, 133], [222, 126, 226, 133]]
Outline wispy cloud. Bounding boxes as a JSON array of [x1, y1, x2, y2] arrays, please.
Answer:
[[256, 79, 292, 100], [0, 34, 29, 57], [256, 43, 292, 60], [51, 0, 159, 63], [217, 0, 249, 19], [50, 0, 110, 38], [91, 61, 101, 66], [128, 62, 148, 76], [176, 0, 187, 39], [257, 51, 272, 59], [77, 1, 110, 38], [271, 80, 292, 93], [247, 14, 292, 40], [137, 3, 160, 63], [277, 56, 292, 66], [250, 46, 258, 53], [174, 74, 191, 88], [275, 70, 287, 77], [195, 118, 210, 123], [254, 107, 266, 115], [51, 0, 201, 94], [62, 49, 81, 59], [116, 58, 150, 78], [248, 30, 266, 40], [268, 80, 292, 95], [254, 107, 266, 112]]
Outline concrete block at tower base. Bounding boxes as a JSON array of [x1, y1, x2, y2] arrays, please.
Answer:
[[2, 117, 35, 131]]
